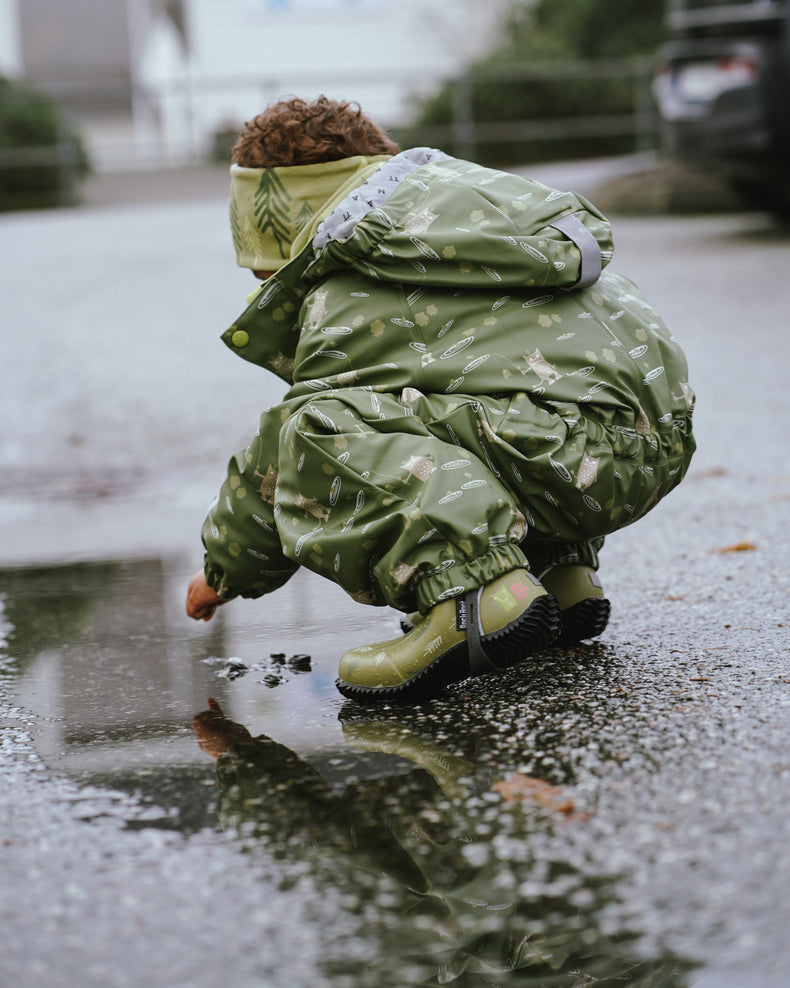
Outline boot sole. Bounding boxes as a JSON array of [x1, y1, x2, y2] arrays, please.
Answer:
[[336, 593, 561, 704], [555, 597, 611, 647]]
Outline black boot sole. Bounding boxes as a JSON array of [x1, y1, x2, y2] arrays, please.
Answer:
[[555, 597, 611, 647]]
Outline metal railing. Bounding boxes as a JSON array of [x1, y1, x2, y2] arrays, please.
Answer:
[[401, 58, 658, 163]]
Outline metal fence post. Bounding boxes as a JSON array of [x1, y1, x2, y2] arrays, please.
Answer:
[[633, 59, 658, 153], [451, 74, 475, 161]]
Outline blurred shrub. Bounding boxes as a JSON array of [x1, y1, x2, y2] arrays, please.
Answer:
[[211, 122, 241, 164], [0, 75, 90, 211], [397, 66, 646, 166], [397, 0, 666, 166]]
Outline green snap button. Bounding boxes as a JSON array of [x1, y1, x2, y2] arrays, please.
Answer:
[[231, 329, 249, 347]]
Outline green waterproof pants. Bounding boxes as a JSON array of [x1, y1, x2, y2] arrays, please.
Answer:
[[269, 387, 690, 613]]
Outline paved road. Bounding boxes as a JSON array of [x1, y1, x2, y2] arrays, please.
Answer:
[[1, 163, 788, 986]]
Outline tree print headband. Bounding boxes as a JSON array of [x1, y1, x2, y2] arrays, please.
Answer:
[[229, 155, 392, 270]]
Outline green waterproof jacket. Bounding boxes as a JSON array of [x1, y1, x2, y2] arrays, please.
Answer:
[[202, 149, 695, 614]]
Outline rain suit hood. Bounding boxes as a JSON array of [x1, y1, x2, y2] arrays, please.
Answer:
[[221, 148, 615, 383]]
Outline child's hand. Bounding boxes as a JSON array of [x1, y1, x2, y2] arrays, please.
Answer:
[[186, 570, 224, 621]]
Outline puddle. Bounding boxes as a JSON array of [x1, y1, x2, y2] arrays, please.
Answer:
[[0, 557, 706, 985]]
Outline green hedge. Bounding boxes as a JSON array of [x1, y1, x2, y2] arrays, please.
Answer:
[[0, 75, 90, 211], [397, 0, 665, 167], [395, 64, 654, 167]]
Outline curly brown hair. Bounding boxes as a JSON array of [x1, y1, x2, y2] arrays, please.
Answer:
[[231, 95, 400, 168]]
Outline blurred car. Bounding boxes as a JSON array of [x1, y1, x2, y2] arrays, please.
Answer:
[[653, 0, 790, 214]]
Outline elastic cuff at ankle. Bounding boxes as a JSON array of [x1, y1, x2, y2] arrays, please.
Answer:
[[520, 536, 604, 575], [415, 543, 528, 613]]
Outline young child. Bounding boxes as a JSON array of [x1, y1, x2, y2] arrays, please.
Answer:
[[186, 96, 695, 703]]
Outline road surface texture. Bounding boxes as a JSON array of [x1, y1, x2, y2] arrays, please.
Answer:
[[1, 157, 788, 987]]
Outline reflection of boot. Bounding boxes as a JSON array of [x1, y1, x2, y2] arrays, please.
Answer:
[[337, 569, 560, 703], [538, 565, 610, 646], [342, 721, 473, 801]]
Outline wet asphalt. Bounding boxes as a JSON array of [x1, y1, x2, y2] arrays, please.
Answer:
[[0, 158, 789, 987]]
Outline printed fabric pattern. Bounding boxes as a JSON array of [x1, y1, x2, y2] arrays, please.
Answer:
[[202, 151, 695, 613]]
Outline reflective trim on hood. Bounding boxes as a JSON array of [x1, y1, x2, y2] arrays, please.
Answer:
[[313, 147, 450, 250]]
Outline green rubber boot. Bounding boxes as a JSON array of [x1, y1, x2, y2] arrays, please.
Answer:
[[336, 569, 561, 704], [538, 565, 610, 646]]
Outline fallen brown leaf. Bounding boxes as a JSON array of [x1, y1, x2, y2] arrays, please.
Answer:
[[493, 773, 591, 821], [689, 467, 728, 482], [710, 542, 757, 554]]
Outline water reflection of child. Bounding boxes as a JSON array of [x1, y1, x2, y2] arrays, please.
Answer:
[[186, 96, 695, 704], [193, 699, 690, 986]]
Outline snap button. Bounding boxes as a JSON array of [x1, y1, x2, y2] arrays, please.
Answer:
[[231, 329, 249, 347]]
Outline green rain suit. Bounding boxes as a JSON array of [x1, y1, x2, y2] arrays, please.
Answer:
[[201, 149, 695, 615]]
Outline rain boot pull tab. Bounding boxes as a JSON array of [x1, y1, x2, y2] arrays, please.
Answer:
[[459, 588, 497, 676]]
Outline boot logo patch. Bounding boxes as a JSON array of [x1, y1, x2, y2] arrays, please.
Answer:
[[455, 597, 468, 631], [509, 580, 532, 602], [491, 587, 517, 611]]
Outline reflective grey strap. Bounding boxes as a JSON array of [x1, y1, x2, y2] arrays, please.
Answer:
[[464, 588, 497, 676], [549, 212, 602, 289], [313, 147, 450, 249]]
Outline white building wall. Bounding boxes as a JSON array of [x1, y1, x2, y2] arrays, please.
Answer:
[[0, 0, 23, 76], [135, 0, 513, 163], [5, 0, 515, 170]]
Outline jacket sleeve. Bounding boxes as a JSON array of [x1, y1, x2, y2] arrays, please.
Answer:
[[308, 164, 614, 292], [202, 407, 299, 600]]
